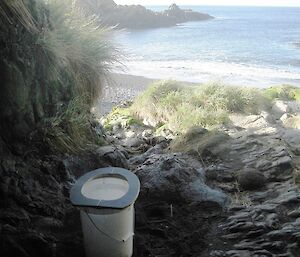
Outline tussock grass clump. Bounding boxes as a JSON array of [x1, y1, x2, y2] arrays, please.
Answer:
[[2, 0, 119, 105], [192, 82, 269, 114], [42, 0, 120, 152], [0, 0, 37, 32], [0, 0, 120, 153], [264, 85, 300, 101], [42, 97, 105, 154], [38, 0, 120, 152], [131, 81, 269, 132], [131, 80, 184, 126], [41, 0, 120, 104]]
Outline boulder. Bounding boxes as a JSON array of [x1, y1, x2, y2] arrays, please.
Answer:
[[136, 153, 229, 208], [237, 170, 266, 191], [63, 145, 129, 178], [122, 137, 145, 148], [271, 100, 289, 118], [280, 113, 291, 122], [287, 101, 300, 114]]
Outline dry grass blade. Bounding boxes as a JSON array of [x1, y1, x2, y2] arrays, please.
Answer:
[[43, 96, 104, 154], [0, 0, 37, 32], [130, 80, 272, 132], [41, 0, 122, 105]]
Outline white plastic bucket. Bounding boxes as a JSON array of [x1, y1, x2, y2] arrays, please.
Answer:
[[70, 168, 140, 257]]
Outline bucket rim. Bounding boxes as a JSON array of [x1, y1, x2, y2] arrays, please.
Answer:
[[70, 167, 140, 209]]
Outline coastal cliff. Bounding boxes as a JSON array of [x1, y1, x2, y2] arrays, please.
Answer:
[[77, 0, 213, 29]]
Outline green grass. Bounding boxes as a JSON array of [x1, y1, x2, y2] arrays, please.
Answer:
[[40, 0, 120, 152], [0, 0, 37, 32], [40, 0, 121, 105], [1, 0, 120, 106], [42, 96, 105, 154], [192, 82, 269, 113], [130, 80, 270, 132], [103, 106, 143, 131], [264, 85, 300, 101], [0, 0, 120, 153]]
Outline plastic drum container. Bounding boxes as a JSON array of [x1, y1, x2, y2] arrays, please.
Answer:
[[70, 167, 140, 257]]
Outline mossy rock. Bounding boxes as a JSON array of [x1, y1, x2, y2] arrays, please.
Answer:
[[103, 107, 143, 130], [170, 126, 230, 157]]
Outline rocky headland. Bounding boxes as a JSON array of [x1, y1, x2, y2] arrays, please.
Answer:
[[77, 0, 213, 29]]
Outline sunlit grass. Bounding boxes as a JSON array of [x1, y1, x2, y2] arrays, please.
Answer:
[[130, 80, 270, 132], [0, 0, 120, 153], [263, 84, 300, 101], [103, 106, 143, 131], [0, 0, 37, 32], [41, 0, 121, 105]]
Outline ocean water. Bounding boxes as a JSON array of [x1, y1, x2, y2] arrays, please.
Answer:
[[113, 6, 300, 87]]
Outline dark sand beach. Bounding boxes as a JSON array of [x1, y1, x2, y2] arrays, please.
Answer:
[[95, 73, 197, 115], [96, 73, 155, 115]]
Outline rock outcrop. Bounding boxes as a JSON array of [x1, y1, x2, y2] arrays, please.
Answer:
[[164, 3, 212, 23], [103, 98, 300, 256], [77, 0, 213, 29], [135, 153, 229, 208]]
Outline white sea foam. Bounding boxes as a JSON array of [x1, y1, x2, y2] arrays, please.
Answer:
[[114, 60, 300, 87]]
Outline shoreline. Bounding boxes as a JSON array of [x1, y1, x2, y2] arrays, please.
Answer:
[[95, 73, 196, 115], [115, 65, 300, 88], [95, 72, 300, 116], [95, 73, 156, 115]]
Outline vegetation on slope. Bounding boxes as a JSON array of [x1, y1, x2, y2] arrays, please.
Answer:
[[103, 106, 142, 131], [42, 0, 120, 104], [130, 80, 270, 132], [0, 0, 119, 153], [0, 0, 37, 32], [41, 97, 105, 154], [264, 84, 300, 101], [77, 0, 213, 29]]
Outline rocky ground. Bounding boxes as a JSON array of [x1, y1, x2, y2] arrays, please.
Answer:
[[1, 97, 300, 257], [102, 99, 300, 257], [0, 137, 130, 257]]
